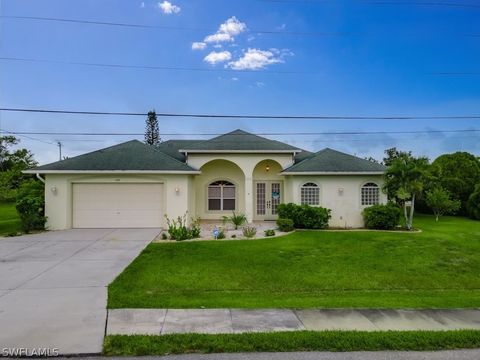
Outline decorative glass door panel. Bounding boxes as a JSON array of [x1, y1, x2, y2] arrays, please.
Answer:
[[255, 181, 282, 220]]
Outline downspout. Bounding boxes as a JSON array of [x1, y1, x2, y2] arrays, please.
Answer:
[[36, 173, 45, 183]]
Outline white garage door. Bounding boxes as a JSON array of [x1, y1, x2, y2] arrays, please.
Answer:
[[72, 183, 164, 228]]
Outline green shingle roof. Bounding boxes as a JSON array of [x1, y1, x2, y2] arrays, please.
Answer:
[[31, 140, 197, 172], [156, 139, 205, 161], [178, 129, 302, 152], [283, 148, 386, 173]]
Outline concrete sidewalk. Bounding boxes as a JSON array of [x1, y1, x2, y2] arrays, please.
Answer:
[[107, 308, 480, 335]]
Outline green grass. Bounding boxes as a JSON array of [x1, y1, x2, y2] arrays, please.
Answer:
[[0, 202, 21, 236], [103, 330, 480, 356], [108, 215, 480, 309]]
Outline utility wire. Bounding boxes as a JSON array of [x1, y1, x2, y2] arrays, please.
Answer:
[[0, 56, 319, 75], [2, 57, 476, 77], [260, 0, 480, 9], [1, 107, 480, 120], [2, 129, 479, 136], [0, 15, 354, 37]]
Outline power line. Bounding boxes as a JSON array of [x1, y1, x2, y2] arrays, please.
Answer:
[[260, 0, 480, 9], [0, 15, 354, 37], [0, 56, 319, 75], [2, 129, 480, 136], [1, 107, 480, 120]]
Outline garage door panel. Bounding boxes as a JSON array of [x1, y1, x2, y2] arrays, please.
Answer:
[[73, 183, 164, 228]]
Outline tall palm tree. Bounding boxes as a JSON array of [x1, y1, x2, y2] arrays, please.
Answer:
[[383, 154, 429, 230]]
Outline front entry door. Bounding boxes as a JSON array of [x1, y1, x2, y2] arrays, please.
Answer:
[[255, 181, 282, 220]]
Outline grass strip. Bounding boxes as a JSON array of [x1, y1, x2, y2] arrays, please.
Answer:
[[103, 330, 480, 356]]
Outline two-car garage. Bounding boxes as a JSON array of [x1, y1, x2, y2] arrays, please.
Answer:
[[72, 183, 164, 228]]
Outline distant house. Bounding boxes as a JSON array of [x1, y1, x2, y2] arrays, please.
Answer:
[[26, 129, 387, 229]]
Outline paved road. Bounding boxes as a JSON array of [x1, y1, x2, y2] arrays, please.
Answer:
[[53, 350, 480, 360], [0, 228, 158, 355]]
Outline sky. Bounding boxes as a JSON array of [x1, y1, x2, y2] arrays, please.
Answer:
[[1, 0, 479, 165]]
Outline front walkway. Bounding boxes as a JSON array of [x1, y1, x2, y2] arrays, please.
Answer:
[[107, 308, 480, 335]]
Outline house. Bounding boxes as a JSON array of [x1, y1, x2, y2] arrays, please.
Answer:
[[25, 129, 387, 230]]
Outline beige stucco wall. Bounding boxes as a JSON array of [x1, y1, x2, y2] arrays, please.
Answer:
[[44, 173, 192, 230], [284, 175, 387, 228], [193, 159, 245, 220]]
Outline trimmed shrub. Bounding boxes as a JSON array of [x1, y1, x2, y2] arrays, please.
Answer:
[[276, 218, 294, 232], [264, 229, 275, 237], [277, 203, 331, 229], [15, 180, 46, 233], [242, 226, 257, 238], [467, 185, 480, 220], [362, 203, 401, 230]]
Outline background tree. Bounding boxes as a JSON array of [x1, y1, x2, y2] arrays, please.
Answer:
[[0, 136, 37, 201], [430, 152, 480, 215], [425, 187, 461, 222], [467, 184, 480, 220], [383, 147, 413, 167], [144, 110, 160, 146], [383, 153, 429, 229]]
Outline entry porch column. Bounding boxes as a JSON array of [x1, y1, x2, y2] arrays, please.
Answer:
[[245, 176, 254, 223]]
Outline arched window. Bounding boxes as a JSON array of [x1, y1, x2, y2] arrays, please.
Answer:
[[208, 181, 235, 211], [301, 182, 319, 206], [361, 182, 379, 206]]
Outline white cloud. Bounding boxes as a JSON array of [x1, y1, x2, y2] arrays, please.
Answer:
[[204, 51, 232, 65], [203, 16, 247, 43], [219, 16, 247, 36], [204, 32, 233, 43], [158, 1, 181, 14], [140, 2, 145, 8], [255, 81, 265, 87], [231, 77, 239, 81], [227, 48, 288, 70], [213, 44, 223, 49], [192, 42, 206, 50]]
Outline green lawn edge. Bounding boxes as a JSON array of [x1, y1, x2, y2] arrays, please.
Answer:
[[103, 330, 480, 356]]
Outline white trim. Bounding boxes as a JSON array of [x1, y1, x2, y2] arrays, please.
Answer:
[[23, 170, 201, 174], [178, 149, 301, 154], [281, 171, 384, 175]]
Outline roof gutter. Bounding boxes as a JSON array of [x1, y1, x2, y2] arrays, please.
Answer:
[[280, 171, 385, 175], [36, 173, 45, 183], [178, 149, 302, 154], [23, 170, 202, 175]]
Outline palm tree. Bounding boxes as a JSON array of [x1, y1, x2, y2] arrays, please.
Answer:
[[383, 154, 429, 230]]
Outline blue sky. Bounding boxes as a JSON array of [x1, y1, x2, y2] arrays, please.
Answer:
[[1, 0, 479, 164]]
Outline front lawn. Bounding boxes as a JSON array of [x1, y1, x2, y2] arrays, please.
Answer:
[[0, 202, 21, 236], [108, 215, 480, 309]]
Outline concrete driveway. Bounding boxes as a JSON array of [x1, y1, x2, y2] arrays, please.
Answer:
[[0, 228, 159, 355]]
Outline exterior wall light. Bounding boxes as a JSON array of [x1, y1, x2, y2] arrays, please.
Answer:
[[175, 187, 180, 194], [51, 186, 58, 195], [265, 164, 270, 172], [338, 188, 344, 195]]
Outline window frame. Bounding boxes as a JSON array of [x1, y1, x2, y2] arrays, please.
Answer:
[[207, 180, 236, 211], [361, 182, 380, 206], [300, 182, 320, 206]]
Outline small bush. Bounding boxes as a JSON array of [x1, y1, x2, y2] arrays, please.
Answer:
[[467, 185, 480, 220], [165, 213, 201, 241], [264, 229, 275, 237], [231, 234, 237, 239], [276, 218, 294, 232], [277, 203, 331, 229], [15, 180, 46, 233], [222, 212, 247, 230], [242, 226, 257, 238], [161, 232, 168, 240], [362, 203, 401, 230], [216, 228, 226, 239]]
